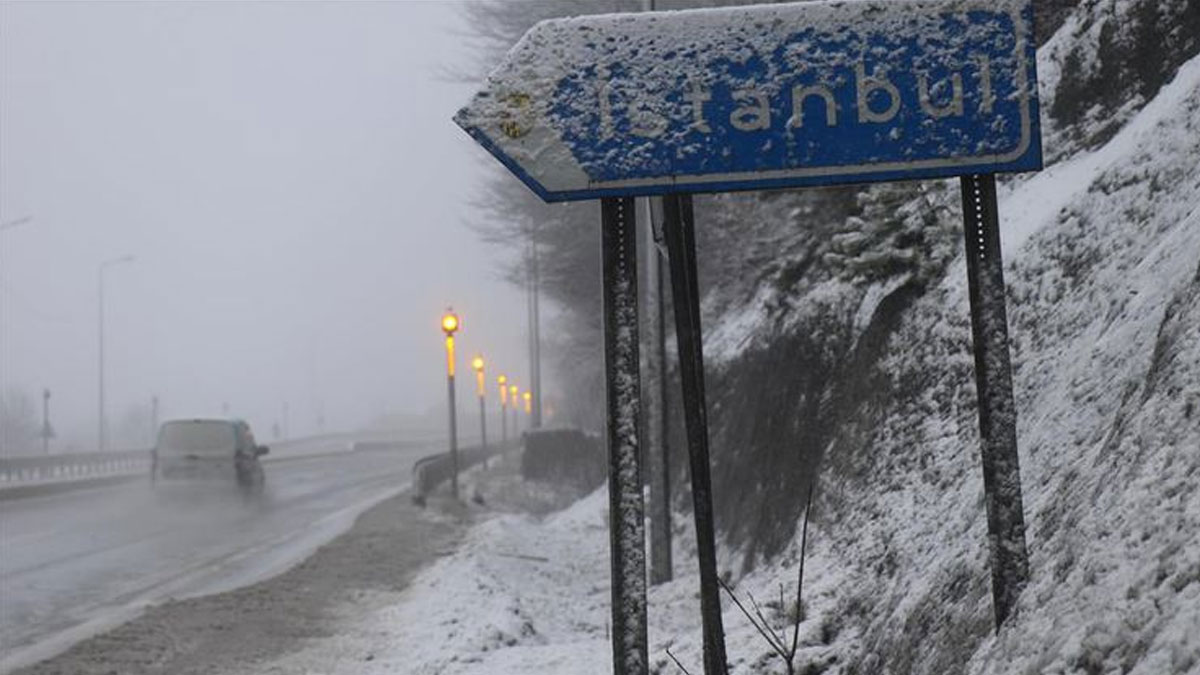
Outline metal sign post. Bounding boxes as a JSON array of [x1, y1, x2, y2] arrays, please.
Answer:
[[662, 193, 728, 675], [600, 197, 649, 674], [960, 174, 1029, 625], [647, 196, 674, 587]]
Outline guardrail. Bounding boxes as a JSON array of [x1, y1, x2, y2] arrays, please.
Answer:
[[411, 440, 518, 505], [0, 449, 152, 485], [0, 432, 437, 490], [349, 439, 440, 454]]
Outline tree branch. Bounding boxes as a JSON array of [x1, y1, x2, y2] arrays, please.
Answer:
[[665, 646, 696, 675]]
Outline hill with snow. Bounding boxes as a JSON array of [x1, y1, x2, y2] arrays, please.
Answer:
[[262, 0, 1200, 672]]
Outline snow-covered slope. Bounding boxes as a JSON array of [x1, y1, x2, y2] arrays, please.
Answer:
[[762, 51, 1200, 675], [637, 40, 1200, 675], [251, 2, 1199, 672], [257, 48, 1198, 675]]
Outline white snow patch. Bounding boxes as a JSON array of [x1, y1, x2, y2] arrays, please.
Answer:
[[999, 52, 1200, 256]]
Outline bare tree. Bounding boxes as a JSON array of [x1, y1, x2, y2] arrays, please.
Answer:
[[457, 1, 777, 433]]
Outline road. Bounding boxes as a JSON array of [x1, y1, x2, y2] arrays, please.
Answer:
[[0, 440, 436, 672]]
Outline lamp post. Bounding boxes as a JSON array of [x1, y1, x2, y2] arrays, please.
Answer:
[[527, 236, 543, 430], [0, 215, 34, 453], [442, 309, 460, 499], [150, 395, 159, 446], [498, 374, 508, 443], [41, 388, 52, 454], [523, 390, 532, 434], [509, 384, 519, 436], [472, 355, 487, 457], [98, 254, 135, 452]]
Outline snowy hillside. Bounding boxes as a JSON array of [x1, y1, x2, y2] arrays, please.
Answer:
[[689, 5, 1200, 670], [753, 52, 1200, 675], [250, 2, 1199, 673]]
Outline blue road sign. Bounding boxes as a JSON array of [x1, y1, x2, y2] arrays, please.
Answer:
[[455, 0, 1041, 203]]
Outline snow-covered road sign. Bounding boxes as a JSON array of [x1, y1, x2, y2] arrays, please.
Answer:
[[454, 0, 1041, 202]]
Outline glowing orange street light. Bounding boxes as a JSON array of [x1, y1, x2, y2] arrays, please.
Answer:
[[523, 390, 532, 414], [441, 310, 460, 377], [497, 375, 509, 443], [472, 356, 486, 395], [441, 308, 460, 499], [472, 355, 488, 454]]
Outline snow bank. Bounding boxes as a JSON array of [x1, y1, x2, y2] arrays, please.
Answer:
[[252, 491, 614, 674]]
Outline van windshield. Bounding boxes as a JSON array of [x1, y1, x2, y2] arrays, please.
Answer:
[[158, 421, 236, 457]]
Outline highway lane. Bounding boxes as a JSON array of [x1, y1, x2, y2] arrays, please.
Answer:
[[0, 440, 437, 671]]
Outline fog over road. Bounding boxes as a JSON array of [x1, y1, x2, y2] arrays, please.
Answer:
[[0, 440, 435, 672]]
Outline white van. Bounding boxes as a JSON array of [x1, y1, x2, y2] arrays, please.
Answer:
[[152, 419, 268, 494]]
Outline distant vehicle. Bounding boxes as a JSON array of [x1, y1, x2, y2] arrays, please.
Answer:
[[151, 419, 268, 495]]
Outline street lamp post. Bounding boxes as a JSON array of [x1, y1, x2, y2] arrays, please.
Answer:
[[41, 388, 51, 454], [497, 374, 508, 443], [150, 395, 160, 446], [509, 384, 519, 437], [0, 215, 34, 453], [472, 355, 487, 458], [98, 254, 135, 453], [527, 237, 543, 430], [442, 309, 460, 499]]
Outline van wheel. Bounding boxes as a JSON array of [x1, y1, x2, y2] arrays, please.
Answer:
[[241, 472, 266, 506]]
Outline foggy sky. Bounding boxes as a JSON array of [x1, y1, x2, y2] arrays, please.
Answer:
[[0, 1, 532, 449]]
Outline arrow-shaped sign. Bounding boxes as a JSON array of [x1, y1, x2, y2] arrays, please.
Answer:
[[454, 0, 1041, 203]]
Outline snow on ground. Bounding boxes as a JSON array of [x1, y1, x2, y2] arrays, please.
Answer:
[[998, 52, 1200, 256], [245, 490, 613, 675], [243, 483, 817, 675], [245, 41, 1200, 675]]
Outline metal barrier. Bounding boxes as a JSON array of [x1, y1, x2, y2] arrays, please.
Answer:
[[411, 440, 517, 505], [0, 449, 152, 485], [0, 432, 394, 487], [0, 433, 453, 492]]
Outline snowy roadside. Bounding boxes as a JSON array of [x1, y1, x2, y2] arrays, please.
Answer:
[[240, 474, 828, 675], [248, 488, 616, 675]]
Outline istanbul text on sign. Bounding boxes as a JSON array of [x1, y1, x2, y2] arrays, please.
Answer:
[[455, 0, 1042, 202]]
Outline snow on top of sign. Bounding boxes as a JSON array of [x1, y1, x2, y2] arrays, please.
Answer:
[[454, 0, 1037, 199]]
